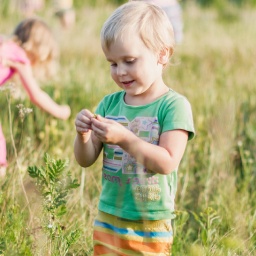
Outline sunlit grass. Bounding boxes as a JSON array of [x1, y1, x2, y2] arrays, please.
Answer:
[[0, 1, 256, 255]]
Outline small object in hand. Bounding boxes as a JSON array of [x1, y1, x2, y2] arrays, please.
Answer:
[[93, 113, 98, 119]]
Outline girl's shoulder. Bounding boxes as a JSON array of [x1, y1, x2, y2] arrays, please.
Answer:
[[0, 37, 30, 64], [0, 34, 8, 43], [0, 36, 30, 86], [0, 35, 9, 49], [0, 35, 14, 48]]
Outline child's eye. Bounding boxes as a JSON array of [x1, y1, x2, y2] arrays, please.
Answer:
[[126, 59, 135, 64], [110, 63, 117, 67]]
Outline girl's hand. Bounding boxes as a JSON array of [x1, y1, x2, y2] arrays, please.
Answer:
[[91, 115, 128, 144], [75, 109, 95, 135], [58, 105, 71, 120], [2, 58, 72, 121], [2, 58, 30, 73]]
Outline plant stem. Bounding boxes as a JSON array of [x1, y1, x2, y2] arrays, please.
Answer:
[[6, 92, 32, 222]]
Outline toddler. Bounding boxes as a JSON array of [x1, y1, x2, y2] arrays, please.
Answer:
[[74, 2, 194, 255]]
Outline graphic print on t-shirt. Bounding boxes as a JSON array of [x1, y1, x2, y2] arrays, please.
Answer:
[[102, 115, 162, 202], [103, 115, 159, 174]]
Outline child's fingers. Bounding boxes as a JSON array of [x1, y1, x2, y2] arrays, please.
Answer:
[[92, 115, 114, 125], [77, 109, 93, 121], [92, 114, 107, 122], [75, 109, 95, 133], [75, 119, 90, 134], [91, 116, 117, 133], [1, 59, 25, 70], [75, 116, 90, 128], [81, 109, 95, 119], [0, 58, 9, 67]]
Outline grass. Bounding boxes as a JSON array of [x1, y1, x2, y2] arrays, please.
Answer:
[[1, 1, 256, 255]]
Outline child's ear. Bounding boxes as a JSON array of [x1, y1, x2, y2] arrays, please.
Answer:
[[158, 48, 172, 65]]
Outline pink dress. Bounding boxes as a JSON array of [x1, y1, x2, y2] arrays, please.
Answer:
[[0, 37, 30, 166], [0, 37, 30, 86]]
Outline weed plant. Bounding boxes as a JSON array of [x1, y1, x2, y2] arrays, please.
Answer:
[[0, 1, 256, 255], [27, 153, 80, 255]]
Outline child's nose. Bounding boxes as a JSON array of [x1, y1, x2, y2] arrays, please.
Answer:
[[116, 64, 126, 76]]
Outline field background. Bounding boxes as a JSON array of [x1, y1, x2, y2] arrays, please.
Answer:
[[0, 0, 256, 255]]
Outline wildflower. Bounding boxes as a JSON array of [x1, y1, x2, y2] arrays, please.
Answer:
[[16, 104, 33, 122], [237, 140, 243, 147], [0, 82, 15, 93]]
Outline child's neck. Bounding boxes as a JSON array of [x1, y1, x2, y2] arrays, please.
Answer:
[[124, 83, 169, 106]]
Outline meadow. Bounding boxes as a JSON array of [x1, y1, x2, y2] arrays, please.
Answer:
[[0, 0, 256, 255]]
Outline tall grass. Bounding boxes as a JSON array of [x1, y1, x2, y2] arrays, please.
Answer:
[[0, 1, 256, 255]]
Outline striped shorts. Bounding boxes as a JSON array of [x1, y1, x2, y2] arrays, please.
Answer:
[[93, 211, 173, 255]]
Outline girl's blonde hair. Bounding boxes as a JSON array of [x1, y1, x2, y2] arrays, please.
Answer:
[[101, 1, 175, 59], [13, 18, 59, 80]]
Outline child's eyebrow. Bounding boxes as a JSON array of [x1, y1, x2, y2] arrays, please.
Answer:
[[106, 56, 135, 62], [106, 58, 113, 62]]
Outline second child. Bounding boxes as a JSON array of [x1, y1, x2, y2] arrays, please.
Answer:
[[0, 18, 71, 177]]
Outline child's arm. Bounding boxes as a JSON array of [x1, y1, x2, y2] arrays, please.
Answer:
[[91, 115, 188, 175], [74, 109, 103, 167], [6, 60, 70, 120]]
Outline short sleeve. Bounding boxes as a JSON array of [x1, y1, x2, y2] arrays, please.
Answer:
[[0, 40, 30, 85], [161, 96, 195, 140]]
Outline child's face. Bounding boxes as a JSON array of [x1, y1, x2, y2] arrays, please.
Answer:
[[102, 33, 164, 103]]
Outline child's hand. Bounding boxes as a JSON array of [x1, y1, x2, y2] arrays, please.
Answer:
[[2, 58, 30, 73], [91, 115, 128, 144], [59, 105, 71, 120], [75, 109, 95, 135]]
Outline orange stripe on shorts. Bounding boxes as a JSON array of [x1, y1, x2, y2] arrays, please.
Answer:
[[94, 230, 171, 254]]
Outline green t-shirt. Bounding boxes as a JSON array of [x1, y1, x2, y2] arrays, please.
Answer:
[[95, 89, 195, 220]]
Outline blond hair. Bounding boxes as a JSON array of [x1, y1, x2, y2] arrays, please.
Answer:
[[101, 2, 175, 59], [13, 18, 59, 80]]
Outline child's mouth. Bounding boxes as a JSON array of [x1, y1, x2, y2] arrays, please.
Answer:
[[122, 80, 134, 87]]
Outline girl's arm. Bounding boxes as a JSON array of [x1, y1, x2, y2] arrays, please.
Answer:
[[74, 109, 103, 167], [6, 60, 70, 120], [91, 115, 188, 175]]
